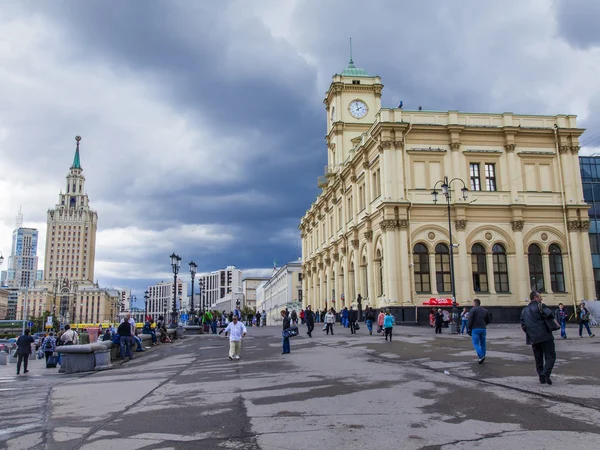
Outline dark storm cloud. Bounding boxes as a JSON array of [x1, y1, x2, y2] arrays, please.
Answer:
[[555, 0, 600, 50]]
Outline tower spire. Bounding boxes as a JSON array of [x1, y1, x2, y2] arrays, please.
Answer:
[[348, 37, 355, 67], [71, 135, 82, 170], [15, 206, 23, 229]]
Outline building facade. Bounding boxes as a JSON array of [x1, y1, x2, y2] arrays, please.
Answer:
[[580, 155, 600, 299], [242, 277, 270, 311], [199, 266, 242, 310], [300, 60, 594, 319], [1, 225, 40, 289], [146, 279, 187, 320], [256, 262, 302, 325], [0, 288, 8, 319]]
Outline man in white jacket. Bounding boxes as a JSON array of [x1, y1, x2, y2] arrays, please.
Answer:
[[223, 315, 247, 360]]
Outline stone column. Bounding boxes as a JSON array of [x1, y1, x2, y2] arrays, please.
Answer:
[[511, 220, 527, 302], [395, 141, 406, 199], [429, 252, 438, 296], [571, 146, 583, 201], [365, 230, 375, 302], [399, 221, 411, 303], [486, 252, 496, 295], [578, 221, 596, 299], [363, 159, 372, 214], [302, 266, 307, 309], [381, 219, 400, 303], [381, 142, 394, 199], [568, 222, 584, 301], [505, 144, 519, 200], [455, 220, 470, 303], [450, 142, 461, 180], [542, 254, 553, 294], [342, 249, 349, 310], [559, 146, 573, 200]]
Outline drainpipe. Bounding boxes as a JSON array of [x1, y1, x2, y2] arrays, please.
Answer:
[[553, 125, 579, 312]]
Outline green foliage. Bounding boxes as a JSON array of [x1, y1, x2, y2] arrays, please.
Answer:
[[241, 306, 256, 317]]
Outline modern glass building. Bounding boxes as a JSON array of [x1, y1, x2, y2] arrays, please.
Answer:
[[580, 155, 600, 298], [1, 227, 39, 288]]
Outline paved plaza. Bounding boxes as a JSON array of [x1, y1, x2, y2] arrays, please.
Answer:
[[1, 324, 600, 449]]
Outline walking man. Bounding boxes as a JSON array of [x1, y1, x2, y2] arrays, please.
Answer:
[[349, 307, 358, 334], [281, 309, 291, 354], [305, 305, 315, 338], [521, 291, 557, 385], [467, 299, 491, 364], [555, 303, 568, 339], [223, 315, 247, 360], [16, 329, 35, 375]]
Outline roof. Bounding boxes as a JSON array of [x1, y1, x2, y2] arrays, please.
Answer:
[[340, 58, 371, 77], [71, 136, 82, 170]]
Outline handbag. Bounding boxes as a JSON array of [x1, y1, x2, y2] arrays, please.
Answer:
[[283, 326, 299, 338], [355, 324, 360, 331], [539, 303, 560, 332]]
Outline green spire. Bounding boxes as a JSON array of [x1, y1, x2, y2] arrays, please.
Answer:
[[71, 135, 81, 169], [341, 38, 371, 77]]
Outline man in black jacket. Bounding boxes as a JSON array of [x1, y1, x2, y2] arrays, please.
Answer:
[[521, 291, 556, 385], [467, 299, 491, 364], [16, 329, 35, 375], [305, 305, 315, 338], [349, 307, 358, 334]]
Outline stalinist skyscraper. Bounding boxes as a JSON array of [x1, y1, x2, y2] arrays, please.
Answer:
[[43, 136, 98, 283]]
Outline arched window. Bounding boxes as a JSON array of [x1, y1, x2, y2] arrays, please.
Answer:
[[471, 244, 488, 292], [549, 244, 566, 292], [435, 243, 452, 293], [528, 244, 544, 292], [413, 243, 430, 293], [492, 244, 509, 292]]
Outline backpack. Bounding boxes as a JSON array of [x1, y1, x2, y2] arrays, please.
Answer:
[[45, 338, 53, 349]]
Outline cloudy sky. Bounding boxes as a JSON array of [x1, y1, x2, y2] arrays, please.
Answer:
[[1, 0, 600, 304]]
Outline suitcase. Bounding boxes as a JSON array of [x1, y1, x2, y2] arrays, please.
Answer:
[[46, 355, 58, 368]]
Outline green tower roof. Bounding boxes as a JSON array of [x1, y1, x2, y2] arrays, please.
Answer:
[[71, 136, 82, 169], [341, 58, 371, 77]]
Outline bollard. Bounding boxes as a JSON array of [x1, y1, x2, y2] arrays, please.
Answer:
[[0, 351, 7, 365]]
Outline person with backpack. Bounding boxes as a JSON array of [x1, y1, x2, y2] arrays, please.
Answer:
[[60, 325, 78, 345], [365, 307, 376, 335], [290, 310, 298, 326], [579, 303, 595, 338], [41, 331, 57, 363]]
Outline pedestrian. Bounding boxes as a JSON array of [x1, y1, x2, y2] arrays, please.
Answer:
[[377, 309, 385, 334], [133, 330, 145, 352], [41, 331, 57, 363], [223, 315, 247, 360], [299, 309, 305, 325], [281, 309, 291, 354], [578, 303, 595, 338], [102, 328, 112, 342], [467, 299, 491, 364], [460, 308, 470, 335], [60, 324, 78, 345], [383, 309, 394, 342], [342, 307, 349, 328], [442, 309, 451, 328], [79, 328, 90, 345], [365, 307, 376, 335], [315, 309, 320, 323], [305, 305, 315, 338], [429, 308, 435, 327], [117, 318, 134, 361], [291, 310, 298, 326], [521, 291, 557, 385], [325, 308, 335, 335], [555, 303, 568, 339], [434, 309, 443, 334], [16, 329, 35, 375], [247, 312, 254, 327], [349, 307, 358, 334], [143, 317, 158, 346]]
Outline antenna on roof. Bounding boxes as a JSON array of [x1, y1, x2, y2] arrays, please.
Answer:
[[15, 206, 23, 229]]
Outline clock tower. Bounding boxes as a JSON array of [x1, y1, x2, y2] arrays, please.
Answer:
[[324, 57, 383, 170]]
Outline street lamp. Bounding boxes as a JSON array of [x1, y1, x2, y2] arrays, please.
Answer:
[[0, 251, 4, 267], [169, 252, 181, 327], [144, 290, 149, 318], [431, 176, 468, 334], [189, 261, 197, 318]]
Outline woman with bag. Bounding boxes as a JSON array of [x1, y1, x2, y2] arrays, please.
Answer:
[[377, 310, 385, 335], [281, 310, 291, 354], [579, 303, 595, 338]]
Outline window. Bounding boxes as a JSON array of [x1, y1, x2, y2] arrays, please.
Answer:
[[485, 163, 497, 191], [372, 169, 381, 199], [470, 163, 481, 191], [492, 244, 509, 292], [338, 206, 342, 229], [435, 243, 452, 293], [413, 244, 431, 293], [471, 244, 488, 292], [528, 244, 544, 292], [549, 244, 565, 292]]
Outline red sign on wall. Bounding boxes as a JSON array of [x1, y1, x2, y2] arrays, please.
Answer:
[[423, 298, 457, 306]]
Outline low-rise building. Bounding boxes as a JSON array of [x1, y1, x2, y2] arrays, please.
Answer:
[[258, 261, 302, 325], [242, 277, 270, 311], [0, 288, 9, 319]]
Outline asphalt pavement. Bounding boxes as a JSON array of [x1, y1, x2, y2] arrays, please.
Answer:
[[0, 323, 599, 449]]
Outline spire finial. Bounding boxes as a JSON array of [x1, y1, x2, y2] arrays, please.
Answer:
[[72, 136, 82, 170], [349, 37, 353, 65]]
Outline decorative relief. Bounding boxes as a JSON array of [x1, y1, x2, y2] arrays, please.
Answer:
[[398, 219, 409, 228], [580, 220, 591, 230], [540, 232, 548, 242], [340, 246, 347, 255], [567, 220, 581, 231], [364, 230, 373, 242], [511, 220, 524, 231], [324, 258, 331, 267], [312, 266, 317, 273], [380, 219, 398, 231], [333, 252, 340, 262], [559, 146, 570, 154], [351, 239, 360, 249], [380, 140, 393, 149], [454, 219, 468, 230], [318, 262, 324, 270], [394, 140, 404, 149], [428, 232, 436, 240], [350, 175, 357, 182], [450, 142, 461, 151], [373, 85, 383, 98], [504, 144, 516, 153], [571, 145, 581, 154], [363, 159, 370, 170], [485, 232, 493, 241]]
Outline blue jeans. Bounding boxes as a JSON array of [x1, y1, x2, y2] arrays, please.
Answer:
[[559, 319, 567, 338], [579, 321, 593, 337], [471, 328, 487, 359], [211, 321, 217, 334], [282, 336, 290, 353], [461, 320, 468, 335], [120, 336, 133, 359], [149, 330, 157, 343], [366, 320, 373, 333], [134, 336, 144, 351]]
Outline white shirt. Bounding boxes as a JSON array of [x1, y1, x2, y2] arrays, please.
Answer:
[[325, 313, 335, 324], [224, 321, 247, 341]]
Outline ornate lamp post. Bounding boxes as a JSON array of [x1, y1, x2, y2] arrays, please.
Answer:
[[144, 290, 149, 318], [189, 261, 197, 318], [169, 252, 181, 327], [431, 176, 468, 334]]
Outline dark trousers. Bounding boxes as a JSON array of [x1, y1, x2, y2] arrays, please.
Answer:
[[282, 337, 290, 353], [307, 322, 314, 336], [17, 353, 30, 373], [435, 325, 442, 334], [326, 323, 334, 335], [384, 327, 393, 341], [579, 321, 593, 337], [532, 339, 556, 378], [44, 351, 53, 362], [350, 321, 356, 333]]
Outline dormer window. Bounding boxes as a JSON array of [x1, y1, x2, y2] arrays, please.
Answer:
[[352, 80, 360, 85]]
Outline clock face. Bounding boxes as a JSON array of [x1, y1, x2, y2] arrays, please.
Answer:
[[349, 100, 368, 119]]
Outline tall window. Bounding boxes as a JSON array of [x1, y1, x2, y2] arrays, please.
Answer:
[[338, 206, 343, 230], [413, 244, 431, 293], [376, 249, 384, 297], [549, 244, 565, 292], [470, 163, 481, 191], [471, 244, 488, 292], [435, 243, 452, 293], [492, 243, 509, 292], [485, 163, 497, 191], [373, 169, 381, 199], [528, 244, 544, 292]]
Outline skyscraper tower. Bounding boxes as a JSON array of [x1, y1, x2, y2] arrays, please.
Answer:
[[43, 136, 98, 283], [0, 209, 40, 289]]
